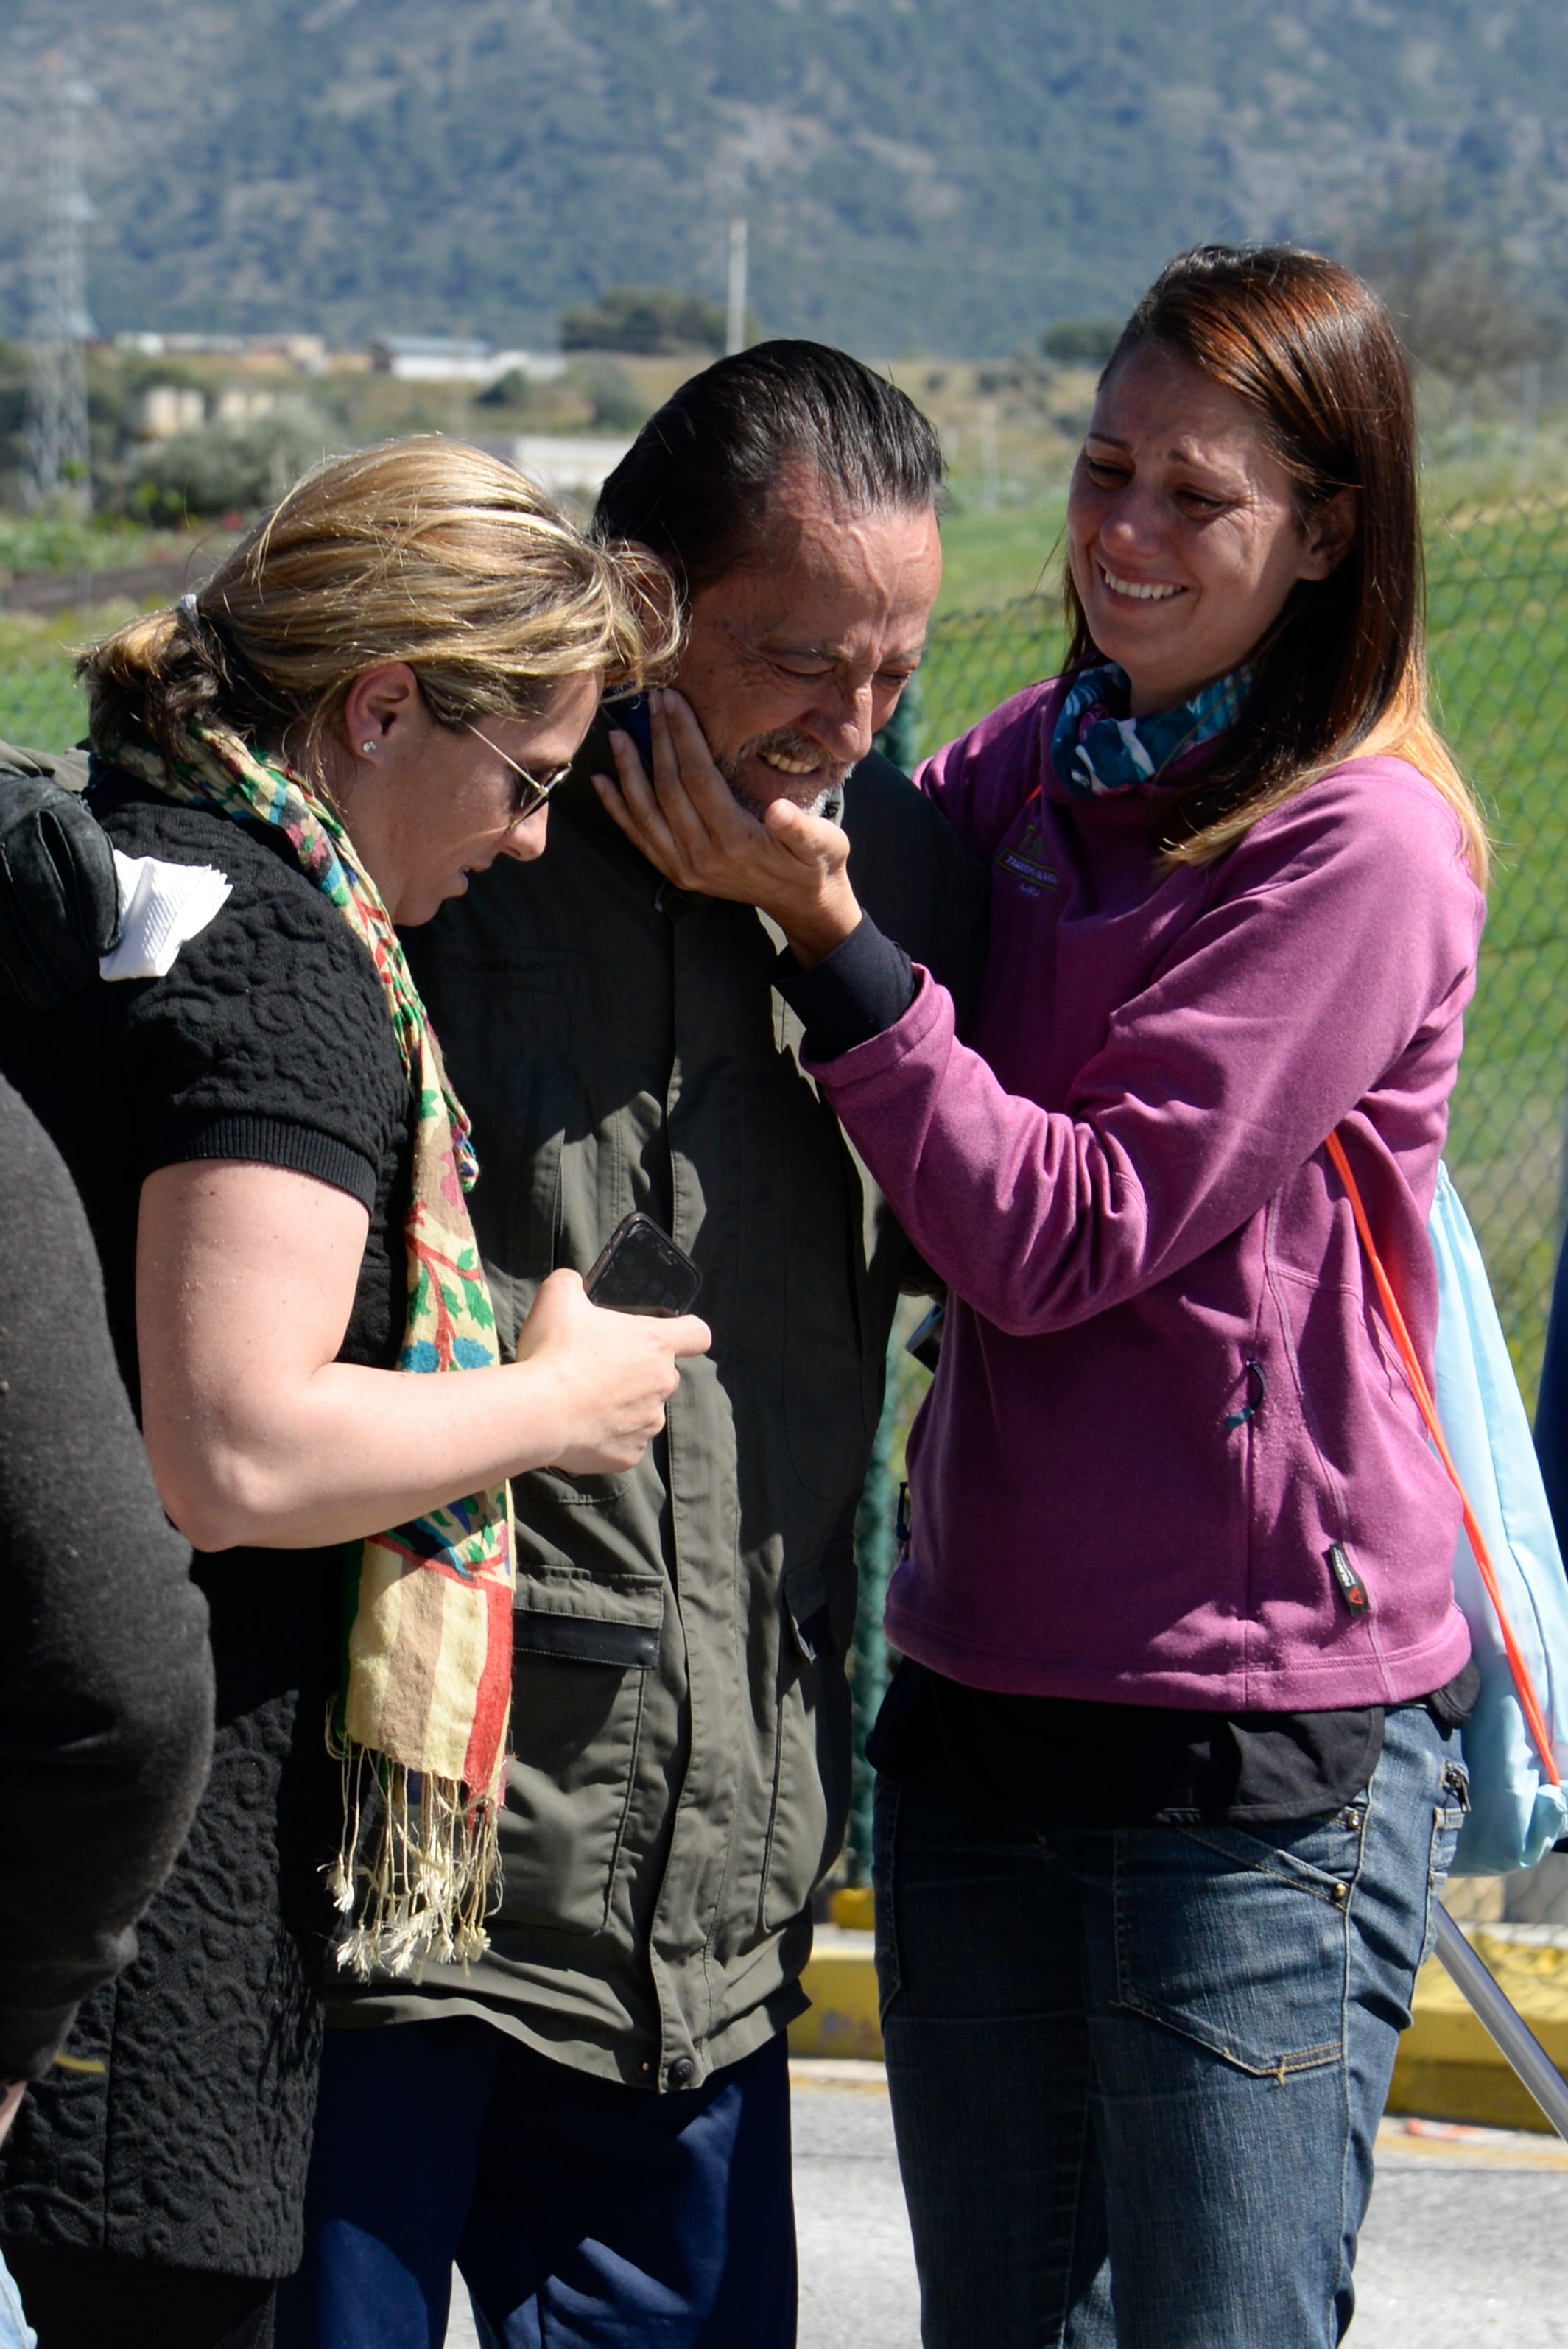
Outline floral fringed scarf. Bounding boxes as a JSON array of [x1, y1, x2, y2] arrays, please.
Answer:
[[105, 719, 513, 1980]]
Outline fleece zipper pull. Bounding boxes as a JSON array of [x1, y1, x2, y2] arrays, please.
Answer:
[[1328, 1542, 1372, 1617], [1224, 1360, 1268, 1430]]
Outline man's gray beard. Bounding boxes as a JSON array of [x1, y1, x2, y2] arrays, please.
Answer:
[[719, 738, 854, 826]]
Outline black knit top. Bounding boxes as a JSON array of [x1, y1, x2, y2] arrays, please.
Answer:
[[0, 769, 413, 2279]]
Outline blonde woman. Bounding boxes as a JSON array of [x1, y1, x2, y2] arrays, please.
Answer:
[[0, 439, 707, 2349]]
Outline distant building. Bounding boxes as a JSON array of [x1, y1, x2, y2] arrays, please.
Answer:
[[132, 385, 205, 439], [370, 334, 491, 379], [116, 331, 247, 359], [478, 434, 635, 498], [249, 334, 327, 369], [115, 331, 326, 371], [370, 335, 566, 387], [214, 387, 276, 426]]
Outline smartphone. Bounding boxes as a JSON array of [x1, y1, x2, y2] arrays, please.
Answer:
[[583, 1212, 703, 1317]]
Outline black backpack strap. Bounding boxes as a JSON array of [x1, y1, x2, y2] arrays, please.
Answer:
[[0, 751, 119, 1011]]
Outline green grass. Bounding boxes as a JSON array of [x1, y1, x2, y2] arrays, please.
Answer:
[[0, 616, 92, 751], [0, 515, 200, 581], [935, 495, 1068, 616]]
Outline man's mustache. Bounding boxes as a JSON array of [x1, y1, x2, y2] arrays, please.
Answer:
[[721, 728, 851, 790]]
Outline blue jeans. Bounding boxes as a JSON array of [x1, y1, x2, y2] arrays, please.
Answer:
[[274, 2020, 795, 2349], [873, 1700, 1467, 2349], [0, 2250, 34, 2349]]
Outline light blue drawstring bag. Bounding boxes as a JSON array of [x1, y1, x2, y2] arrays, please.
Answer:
[[1426, 1163, 1568, 1874]]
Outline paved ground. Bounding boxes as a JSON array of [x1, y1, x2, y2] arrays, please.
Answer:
[[443, 2070, 1568, 2347]]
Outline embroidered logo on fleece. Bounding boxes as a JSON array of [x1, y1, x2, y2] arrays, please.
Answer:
[[996, 808, 1059, 897]]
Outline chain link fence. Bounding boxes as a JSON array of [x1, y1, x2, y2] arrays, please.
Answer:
[[7, 508, 1568, 1908]]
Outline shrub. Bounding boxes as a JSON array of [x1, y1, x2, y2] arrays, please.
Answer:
[[475, 367, 535, 412], [560, 288, 725, 357], [1041, 318, 1124, 368], [131, 402, 333, 522], [572, 358, 650, 431]]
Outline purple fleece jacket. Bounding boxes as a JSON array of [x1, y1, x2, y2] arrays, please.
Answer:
[[811, 681, 1486, 1709]]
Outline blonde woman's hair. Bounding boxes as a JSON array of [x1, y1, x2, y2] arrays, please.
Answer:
[[80, 437, 680, 779]]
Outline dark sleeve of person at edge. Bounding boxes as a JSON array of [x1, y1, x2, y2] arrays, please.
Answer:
[[1535, 1237, 1568, 1567], [0, 1077, 214, 2087]]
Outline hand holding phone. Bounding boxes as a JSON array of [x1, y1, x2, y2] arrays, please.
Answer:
[[584, 1212, 703, 1318], [514, 1247, 709, 1472]]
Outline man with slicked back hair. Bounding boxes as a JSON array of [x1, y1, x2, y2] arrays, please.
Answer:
[[292, 344, 982, 2348]]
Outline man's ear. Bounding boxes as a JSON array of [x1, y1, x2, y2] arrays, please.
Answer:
[[1299, 488, 1358, 583]]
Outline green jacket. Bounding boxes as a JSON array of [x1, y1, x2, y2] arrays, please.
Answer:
[[335, 725, 982, 2088]]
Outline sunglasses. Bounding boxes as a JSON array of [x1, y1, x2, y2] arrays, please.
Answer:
[[466, 723, 574, 822]]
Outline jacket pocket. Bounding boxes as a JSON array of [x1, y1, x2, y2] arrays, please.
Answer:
[[495, 1565, 664, 1937], [759, 1586, 853, 1934]]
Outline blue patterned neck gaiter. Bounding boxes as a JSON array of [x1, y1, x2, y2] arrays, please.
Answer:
[[1051, 661, 1251, 798]]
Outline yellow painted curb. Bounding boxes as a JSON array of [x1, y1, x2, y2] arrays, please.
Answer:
[[792, 1921, 1568, 2135], [789, 1929, 882, 2061], [1390, 1928, 1568, 2135], [830, 1885, 876, 1932]]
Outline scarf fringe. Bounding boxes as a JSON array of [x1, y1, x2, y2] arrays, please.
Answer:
[[326, 1740, 501, 1981]]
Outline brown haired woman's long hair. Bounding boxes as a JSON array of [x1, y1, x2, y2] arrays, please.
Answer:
[[1064, 245, 1488, 885]]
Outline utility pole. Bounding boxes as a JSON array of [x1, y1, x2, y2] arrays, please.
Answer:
[[979, 398, 999, 512], [24, 60, 94, 515], [725, 216, 748, 357]]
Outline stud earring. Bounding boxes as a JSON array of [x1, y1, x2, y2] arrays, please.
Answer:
[[361, 740, 378, 755]]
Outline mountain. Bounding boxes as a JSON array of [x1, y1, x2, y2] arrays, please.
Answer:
[[0, 0, 1562, 357]]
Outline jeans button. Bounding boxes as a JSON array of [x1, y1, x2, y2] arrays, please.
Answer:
[[668, 2056, 695, 2088]]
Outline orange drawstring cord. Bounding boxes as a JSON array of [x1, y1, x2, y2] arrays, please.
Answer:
[[1326, 1129, 1559, 1786]]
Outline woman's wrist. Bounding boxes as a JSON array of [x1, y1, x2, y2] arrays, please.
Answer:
[[780, 874, 862, 970], [773, 912, 916, 1059]]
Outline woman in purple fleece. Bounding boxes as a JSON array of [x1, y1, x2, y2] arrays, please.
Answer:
[[597, 245, 1489, 2348]]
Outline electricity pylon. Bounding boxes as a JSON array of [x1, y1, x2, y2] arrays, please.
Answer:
[[24, 62, 94, 514]]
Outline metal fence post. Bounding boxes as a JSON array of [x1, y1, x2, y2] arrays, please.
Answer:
[[1432, 1909, 1568, 2139]]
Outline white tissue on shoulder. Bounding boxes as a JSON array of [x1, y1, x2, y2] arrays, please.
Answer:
[[99, 848, 233, 982]]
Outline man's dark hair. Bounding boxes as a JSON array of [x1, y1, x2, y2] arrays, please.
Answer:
[[594, 340, 945, 601]]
